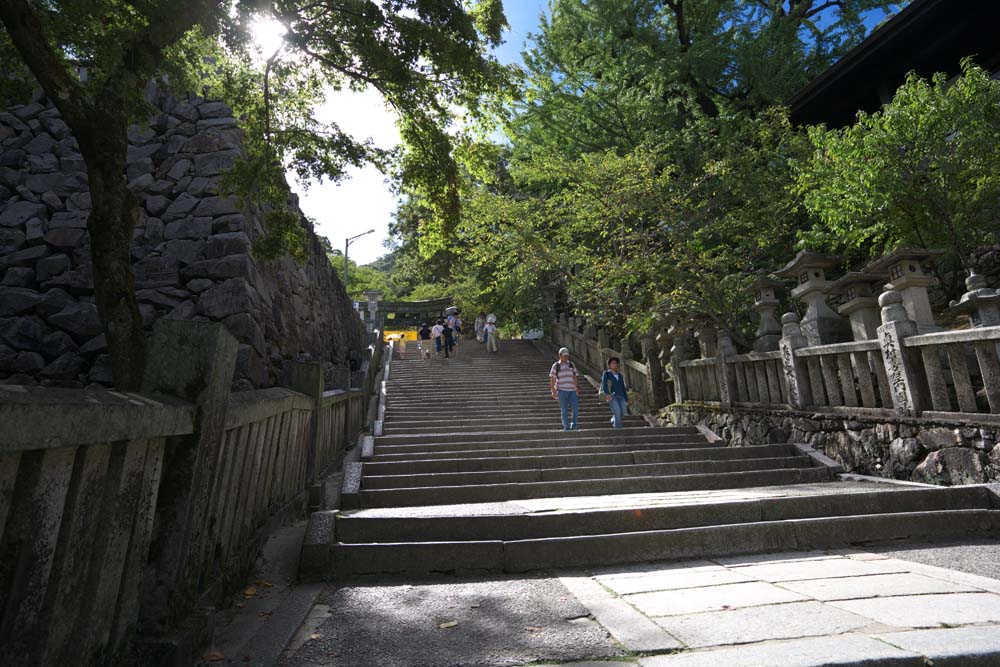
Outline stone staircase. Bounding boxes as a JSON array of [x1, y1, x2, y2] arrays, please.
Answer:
[[305, 340, 1000, 577]]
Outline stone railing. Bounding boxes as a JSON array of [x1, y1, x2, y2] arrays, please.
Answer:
[[671, 291, 1000, 421], [0, 320, 374, 667]]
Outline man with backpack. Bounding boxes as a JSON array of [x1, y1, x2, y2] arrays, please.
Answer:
[[549, 347, 580, 431]]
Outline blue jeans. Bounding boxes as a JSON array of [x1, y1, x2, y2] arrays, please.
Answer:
[[557, 389, 579, 431], [608, 395, 627, 429]]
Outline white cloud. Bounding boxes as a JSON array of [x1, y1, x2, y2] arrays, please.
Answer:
[[293, 86, 400, 265]]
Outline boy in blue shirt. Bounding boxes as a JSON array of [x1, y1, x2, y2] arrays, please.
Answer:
[[599, 357, 629, 429]]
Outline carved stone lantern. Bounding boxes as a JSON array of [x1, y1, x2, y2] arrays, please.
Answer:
[[747, 275, 784, 352], [865, 248, 945, 334], [362, 289, 383, 331], [774, 250, 851, 345], [825, 272, 887, 341], [949, 272, 1000, 328], [692, 317, 718, 359]]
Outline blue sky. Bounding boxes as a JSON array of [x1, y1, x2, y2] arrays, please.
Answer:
[[298, 1, 900, 266]]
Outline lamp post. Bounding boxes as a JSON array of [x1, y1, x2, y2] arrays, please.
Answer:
[[344, 228, 375, 289]]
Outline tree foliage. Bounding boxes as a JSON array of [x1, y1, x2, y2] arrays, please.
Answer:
[[797, 61, 1000, 272], [387, 0, 905, 344]]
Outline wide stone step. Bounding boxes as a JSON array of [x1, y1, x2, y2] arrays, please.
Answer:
[[363, 444, 801, 474], [374, 425, 698, 447], [369, 440, 721, 462], [361, 456, 817, 490], [334, 485, 994, 544], [348, 467, 832, 508], [382, 416, 649, 433], [374, 431, 707, 453], [328, 508, 1000, 575]]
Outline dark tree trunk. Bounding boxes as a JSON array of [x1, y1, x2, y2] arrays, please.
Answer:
[[77, 111, 147, 390]]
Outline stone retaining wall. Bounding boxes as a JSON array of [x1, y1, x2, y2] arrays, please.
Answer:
[[0, 88, 365, 390], [664, 403, 999, 486]]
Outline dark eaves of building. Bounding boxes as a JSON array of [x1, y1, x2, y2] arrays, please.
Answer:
[[788, 0, 1000, 129]]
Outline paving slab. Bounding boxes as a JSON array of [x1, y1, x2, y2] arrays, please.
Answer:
[[279, 576, 625, 667], [638, 634, 922, 667], [559, 575, 683, 653], [874, 625, 1000, 665], [776, 571, 980, 601], [730, 555, 910, 582], [713, 550, 839, 567], [652, 600, 872, 648], [600, 567, 754, 596], [830, 592, 1000, 628], [625, 581, 807, 617]]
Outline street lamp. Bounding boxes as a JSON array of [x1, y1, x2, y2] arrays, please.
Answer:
[[344, 229, 376, 288]]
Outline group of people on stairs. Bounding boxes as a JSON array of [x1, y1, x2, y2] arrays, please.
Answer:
[[406, 312, 500, 360], [549, 347, 630, 431]]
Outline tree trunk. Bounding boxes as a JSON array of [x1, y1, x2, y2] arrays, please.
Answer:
[[77, 112, 147, 390]]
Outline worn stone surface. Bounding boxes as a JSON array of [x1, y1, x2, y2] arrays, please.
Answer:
[[280, 577, 623, 667], [0, 92, 366, 388]]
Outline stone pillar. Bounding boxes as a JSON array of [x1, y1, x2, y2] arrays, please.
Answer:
[[774, 250, 851, 345], [139, 320, 238, 633], [641, 333, 668, 410], [877, 290, 929, 417], [748, 276, 783, 352], [289, 361, 324, 484], [949, 272, 1000, 327], [715, 329, 738, 407], [597, 328, 611, 368], [694, 324, 717, 359], [656, 327, 675, 404], [778, 313, 813, 410], [620, 336, 634, 361], [669, 320, 695, 403]]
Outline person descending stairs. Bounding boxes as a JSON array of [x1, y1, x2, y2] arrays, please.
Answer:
[[318, 340, 1000, 576]]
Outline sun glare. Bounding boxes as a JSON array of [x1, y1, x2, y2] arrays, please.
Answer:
[[251, 17, 286, 59]]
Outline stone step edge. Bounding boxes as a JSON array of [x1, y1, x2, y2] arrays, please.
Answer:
[[331, 485, 995, 544], [362, 443, 802, 470], [310, 508, 1000, 577], [347, 467, 833, 509], [359, 456, 818, 490], [369, 441, 725, 462]]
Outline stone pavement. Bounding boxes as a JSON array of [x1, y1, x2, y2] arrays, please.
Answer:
[[267, 543, 1000, 667]]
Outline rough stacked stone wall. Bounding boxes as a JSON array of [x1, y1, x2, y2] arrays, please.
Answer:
[[0, 89, 366, 390], [665, 404, 999, 486]]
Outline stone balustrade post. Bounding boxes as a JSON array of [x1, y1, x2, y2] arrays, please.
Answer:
[[715, 328, 738, 407], [640, 333, 668, 410], [669, 321, 695, 403], [597, 328, 611, 368], [877, 290, 929, 417], [694, 325, 718, 359], [289, 361, 324, 484], [778, 313, 813, 410], [138, 320, 238, 633]]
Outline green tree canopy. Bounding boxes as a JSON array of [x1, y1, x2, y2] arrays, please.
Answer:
[[797, 60, 1000, 287]]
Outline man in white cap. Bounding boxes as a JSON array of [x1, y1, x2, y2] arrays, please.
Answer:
[[549, 347, 580, 431]]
